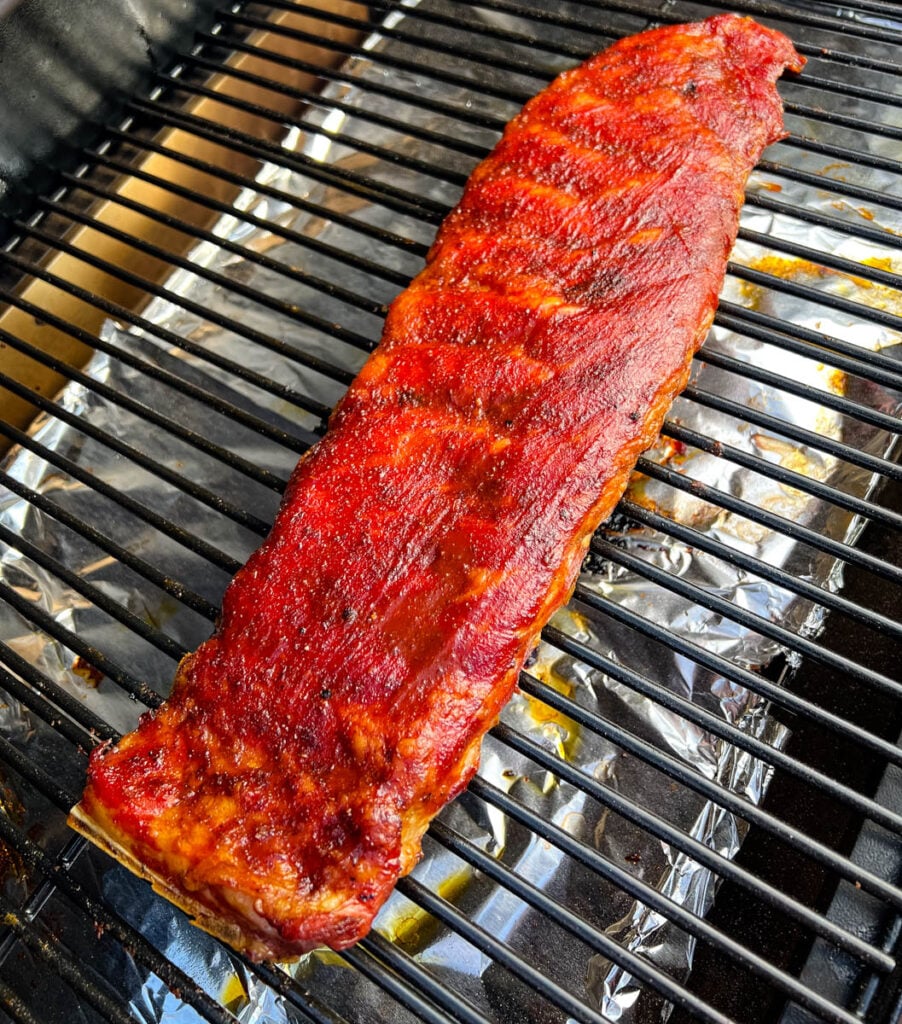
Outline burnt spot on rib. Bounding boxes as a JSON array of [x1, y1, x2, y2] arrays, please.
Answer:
[[396, 387, 425, 408], [563, 267, 629, 305]]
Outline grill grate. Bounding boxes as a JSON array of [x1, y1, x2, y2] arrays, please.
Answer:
[[0, 1, 900, 1022]]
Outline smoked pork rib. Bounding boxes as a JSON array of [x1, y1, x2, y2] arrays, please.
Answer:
[[70, 15, 803, 960]]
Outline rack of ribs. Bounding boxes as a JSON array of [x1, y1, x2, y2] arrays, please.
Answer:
[[70, 13, 804, 961]]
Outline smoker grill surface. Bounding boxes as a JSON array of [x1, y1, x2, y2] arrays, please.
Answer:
[[0, 2, 900, 1023]]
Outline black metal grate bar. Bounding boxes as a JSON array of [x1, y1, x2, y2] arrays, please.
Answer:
[[491, 717, 902, 918], [683, 384, 902, 483], [776, 133, 902, 178], [572, 577, 902, 767], [82, 146, 412, 286], [230, 0, 902, 158], [57, 175, 387, 317], [199, 22, 902, 180], [356, 0, 902, 111], [426, 818, 873, 1024], [159, 74, 473, 188], [0, 418, 243, 576], [98, 126, 427, 257], [395, 873, 692, 1024], [0, 818, 240, 1024], [533, 626, 902, 834], [0, 518, 189, 662], [13, 215, 369, 371], [190, 29, 508, 132], [390, 0, 902, 77], [745, 190, 902, 252], [796, 0, 900, 15], [0, 469, 218, 622], [0, 361, 273, 537], [217, 9, 542, 101], [714, 305, 902, 394], [625, 490, 902, 633], [696, 343, 902, 437], [341, 945, 487, 1024], [0, 978, 44, 1024], [248, 963, 350, 1024], [736, 227, 902, 295], [632, 458, 902, 587], [0, 893, 139, 1024], [0, 578, 161, 708], [356, 932, 494, 1024], [0, 284, 309, 455], [0, 247, 332, 421], [813, 0, 901, 14], [438, 0, 902, 52], [124, 93, 447, 223], [0, 323, 290, 493], [661, 420, 902, 531], [729, 262, 902, 335], [591, 537, 901, 698], [0, 645, 118, 745], [757, 156, 902, 213], [469, 774, 892, 974], [0, 659, 107, 752], [508, 667, 902, 906], [279, 0, 902, 96]]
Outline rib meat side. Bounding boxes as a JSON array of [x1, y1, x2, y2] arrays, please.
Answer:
[[70, 14, 804, 961]]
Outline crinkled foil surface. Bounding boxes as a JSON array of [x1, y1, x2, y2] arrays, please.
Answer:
[[0, 1, 901, 1022]]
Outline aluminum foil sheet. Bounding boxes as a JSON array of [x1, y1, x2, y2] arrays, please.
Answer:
[[0, 2, 901, 1022]]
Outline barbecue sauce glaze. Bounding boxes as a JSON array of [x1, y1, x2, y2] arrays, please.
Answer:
[[71, 14, 803, 960]]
